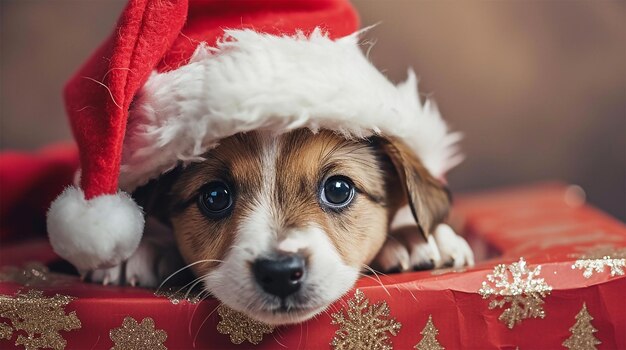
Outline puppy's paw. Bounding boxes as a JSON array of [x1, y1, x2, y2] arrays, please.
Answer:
[[88, 265, 123, 286], [433, 224, 475, 268], [371, 236, 410, 273], [87, 240, 184, 288], [371, 226, 442, 273]]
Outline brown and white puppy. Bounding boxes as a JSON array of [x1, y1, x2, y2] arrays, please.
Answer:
[[89, 128, 473, 325]]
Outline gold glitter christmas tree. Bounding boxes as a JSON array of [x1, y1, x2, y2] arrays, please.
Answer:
[[110, 316, 167, 350], [562, 303, 601, 350], [330, 289, 402, 350], [216, 304, 275, 345], [0, 289, 81, 350], [478, 258, 552, 329], [414, 315, 444, 350]]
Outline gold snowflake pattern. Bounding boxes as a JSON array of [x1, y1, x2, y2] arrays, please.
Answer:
[[330, 289, 402, 350], [216, 304, 275, 345], [570, 245, 626, 278], [0, 289, 81, 350], [478, 258, 552, 329], [110, 316, 167, 350], [0, 322, 12, 340], [572, 258, 625, 278], [414, 315, 444, 350], [563, 303, 601, 350]]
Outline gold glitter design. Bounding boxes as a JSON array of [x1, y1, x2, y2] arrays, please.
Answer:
[[0, 322, 12, 340], [153, 287, 202, 305], [330, 289, 402, 350], [572, 257, 625, 278], [0, 262, 75, 287], [216, 304, 275, 345], [0, 289, 81, 350], [478, 258, 552, 329], [563, 303, 601, 350], [570, 245, 626, 279], [414, 315, 444, 350], [110, 317, 167, 350]]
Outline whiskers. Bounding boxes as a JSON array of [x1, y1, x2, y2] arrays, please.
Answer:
[[360, 264, 391, 297], [361, 264, 419, 302], [156, 258, 222, 293]]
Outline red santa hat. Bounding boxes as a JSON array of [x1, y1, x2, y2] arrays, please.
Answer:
[[47, 0, 462, 271]]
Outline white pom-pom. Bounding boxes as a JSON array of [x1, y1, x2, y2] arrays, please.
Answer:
[[47, 186, 145, 271]]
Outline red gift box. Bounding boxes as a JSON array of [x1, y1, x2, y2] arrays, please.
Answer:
[[1, 183, 625, 349]]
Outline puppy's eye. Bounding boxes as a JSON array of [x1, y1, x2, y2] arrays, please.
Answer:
[[321, 176, 355, 209], [197, 181, 233, 218]]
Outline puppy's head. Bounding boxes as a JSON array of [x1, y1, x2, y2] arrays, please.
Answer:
[[142, 129, 450, 324]]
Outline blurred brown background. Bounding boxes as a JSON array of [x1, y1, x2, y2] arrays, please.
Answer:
[[1, 1, 624, 220]]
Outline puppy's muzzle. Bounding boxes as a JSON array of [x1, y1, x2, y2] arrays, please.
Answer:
[[253, 254, 305, 299]]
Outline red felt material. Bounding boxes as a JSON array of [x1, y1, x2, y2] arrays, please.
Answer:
[[0, 144, 78, 242], [62, 0, 358, 200], [64, 0, 188, 199], [160, 0, 359, 70]]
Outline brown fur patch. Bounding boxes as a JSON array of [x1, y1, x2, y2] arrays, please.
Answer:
[[152, 129, 447, 277], [168, 133, 265, 275], [274, 130, 389, 266], [375, 137, 451, 238]]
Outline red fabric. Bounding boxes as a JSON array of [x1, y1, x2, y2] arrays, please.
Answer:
[[64, 0, 188, 199], [63, 0, 358, 200], [0, 144, 78, 242], [1, 183, 625, 349], [160, 0, 359, 70]]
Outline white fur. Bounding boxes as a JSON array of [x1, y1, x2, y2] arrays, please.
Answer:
[[434, 224, 475, 268], [375, 213, 474, 271], [88, 218, 181, 287], [390, 205, 417, 230], [46, 186, 144, 271], [374, 224, 474, 271], [202, 138, 358, 325], [206, 221, 358, 325], [120, 28, 462, 191]]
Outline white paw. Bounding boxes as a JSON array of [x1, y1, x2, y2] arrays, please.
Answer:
[[371, 226, 442, 272], [433, 224, 475, 268], [87, 238, 184, 288]]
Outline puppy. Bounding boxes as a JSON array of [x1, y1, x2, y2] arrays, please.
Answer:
[[89, 128, 473, 325]]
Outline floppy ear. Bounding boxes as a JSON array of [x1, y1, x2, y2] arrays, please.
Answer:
[[376, 137, 452, 239], [131, 167, 181, 226]]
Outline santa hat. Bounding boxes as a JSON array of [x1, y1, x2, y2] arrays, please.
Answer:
[[47, 0, 462, 271]]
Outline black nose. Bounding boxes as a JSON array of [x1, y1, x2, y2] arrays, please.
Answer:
[[253, 254, 305, 299]]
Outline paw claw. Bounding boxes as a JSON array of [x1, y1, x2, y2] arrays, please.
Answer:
[[386, 266, 402, 274], [413, 259, 435, 271], [442, 259, 455, 268], [128, 276, 138, 287]]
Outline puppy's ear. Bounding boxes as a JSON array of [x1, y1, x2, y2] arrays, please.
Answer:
[[132, 167, 181, 226], [376, 137, 451, 238]]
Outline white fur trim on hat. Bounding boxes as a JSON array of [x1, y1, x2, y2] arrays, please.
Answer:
[[47, 186, 145, 271], [120, 28, 463, 191]]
